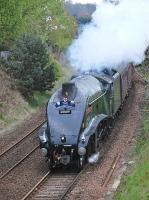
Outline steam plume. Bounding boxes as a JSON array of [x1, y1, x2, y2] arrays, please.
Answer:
[[67, 0, 149, 71]]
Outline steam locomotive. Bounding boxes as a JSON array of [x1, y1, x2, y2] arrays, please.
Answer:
[[39, 64, 133, 170]]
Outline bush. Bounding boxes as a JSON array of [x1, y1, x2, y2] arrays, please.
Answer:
[[4, 34, 59, 96]]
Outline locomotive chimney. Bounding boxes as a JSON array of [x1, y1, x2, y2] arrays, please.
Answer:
[[62, 82, 76, 99]]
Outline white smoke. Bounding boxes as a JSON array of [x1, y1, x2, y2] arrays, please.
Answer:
[[67, 0, 149, 71]]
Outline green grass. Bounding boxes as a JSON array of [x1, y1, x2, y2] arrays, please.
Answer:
[[115, 152, 149, 200], [0, 103, 32, 128], [135, 117, 149, 155], [114, 138, 149, 200], [0, 113, 5, 120], [137, 65, 149, 81], [114, 112, 149, 200], [27, 91, 50, 108]]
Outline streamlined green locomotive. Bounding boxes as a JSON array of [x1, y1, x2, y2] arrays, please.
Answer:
[[39, 64, 133, 170]]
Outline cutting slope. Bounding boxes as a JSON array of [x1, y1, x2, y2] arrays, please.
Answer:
[[0, 69, 33, 134]]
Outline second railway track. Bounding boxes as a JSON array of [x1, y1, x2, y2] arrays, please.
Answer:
[[0, 121, 46, 179]]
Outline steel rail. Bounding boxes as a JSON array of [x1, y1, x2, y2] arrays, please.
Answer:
[[0, 145, 39, 180], [102, 154, 121, 189], [59, 165, 89, 200], [100, 111, 136, 193], [0, 120, 46, 157], [97, 154, 121, 200], [101, 127, 141, 189], [21, 172, 50, 200]]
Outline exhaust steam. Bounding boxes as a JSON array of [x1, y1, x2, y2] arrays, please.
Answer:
[[67, 0, 149, 71]]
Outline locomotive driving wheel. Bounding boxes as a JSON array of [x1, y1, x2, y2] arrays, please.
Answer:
[[97, 119, 110, 140]]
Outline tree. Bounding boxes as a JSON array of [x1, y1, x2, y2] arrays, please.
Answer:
[[4, 34, 59, 96], [0, 0, 23, 49], [46, 0, 77, 52], [0, 0, 76, 52]]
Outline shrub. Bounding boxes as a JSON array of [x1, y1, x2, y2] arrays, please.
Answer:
[[4, 34, 59, 96]]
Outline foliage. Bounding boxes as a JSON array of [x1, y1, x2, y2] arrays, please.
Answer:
[[0, 0, 76, 105], [0, 0, 77, 52], [135, 118, 149, 155], [115, 162, 149, 200], [0, 0, 44, 49], [27, 91, 50, 108], [65, 2, 96, 24], [46, 1, 77, 52], [3, 34, 60, 96], [136, 46, 149, 79], [0, 0, 22, 49]]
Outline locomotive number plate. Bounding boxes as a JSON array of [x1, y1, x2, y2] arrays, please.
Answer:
[[59, 109, 71, 114]]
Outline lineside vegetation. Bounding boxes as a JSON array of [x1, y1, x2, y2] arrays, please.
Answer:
[[0, 0, 77, 98]]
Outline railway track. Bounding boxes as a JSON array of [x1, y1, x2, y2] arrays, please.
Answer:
[[17, 124, 122, 200], [21, 153, 121, 200], [21, 166, 87, 200], [0, 121, 46, 179], [0, 121, 128, 200], [101, 154, 121, 188]]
